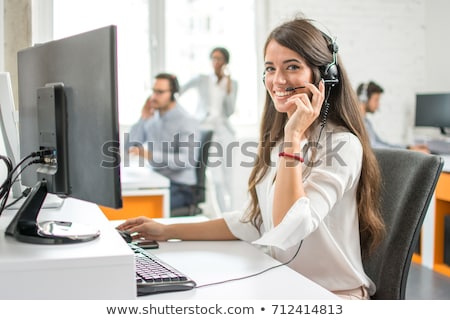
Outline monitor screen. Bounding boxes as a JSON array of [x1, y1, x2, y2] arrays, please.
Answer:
[[5, 26, 122, 244], [415, 93, 450, 134]]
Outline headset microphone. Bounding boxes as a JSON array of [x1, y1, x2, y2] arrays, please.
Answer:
[[285, 86, 306, 92]]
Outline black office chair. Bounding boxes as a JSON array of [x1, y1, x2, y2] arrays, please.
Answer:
[[363, 148, 443, 299], [170, 129, 213, 217]]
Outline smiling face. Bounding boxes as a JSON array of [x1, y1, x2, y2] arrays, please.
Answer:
[[264, 40, 314, 116]]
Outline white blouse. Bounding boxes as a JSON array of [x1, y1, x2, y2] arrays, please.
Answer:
[[223, 126, 376, 295]]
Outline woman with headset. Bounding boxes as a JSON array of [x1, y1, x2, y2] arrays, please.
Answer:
[[119, 16, 385, 300]]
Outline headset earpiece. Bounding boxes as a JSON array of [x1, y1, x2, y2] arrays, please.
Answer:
[[358, 83, 369, 103], [262, 71, 266, 85], [169, 75, 180, 101], [321, 63, 339, 84], [320, 32, 339, 87]]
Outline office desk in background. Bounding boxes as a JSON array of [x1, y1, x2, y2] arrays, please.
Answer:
[[100, 165, 170, 219], [414, 154, 450, 278]]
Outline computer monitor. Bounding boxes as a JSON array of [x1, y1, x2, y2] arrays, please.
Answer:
[[415, 93, 450, 135], [5, 25, 122, 244], [0, 72, 22, 199]]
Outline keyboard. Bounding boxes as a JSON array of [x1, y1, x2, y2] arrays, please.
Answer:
[[129, 243, 196, 296], [426, 139, 450, 155]]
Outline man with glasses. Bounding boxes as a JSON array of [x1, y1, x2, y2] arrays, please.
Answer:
[[128, 73, 199, 210]]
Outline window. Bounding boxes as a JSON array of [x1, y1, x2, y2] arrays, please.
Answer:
[[53, 0, 151, 125], [165, 0, 258, 127], [47, 0, 259, 130]]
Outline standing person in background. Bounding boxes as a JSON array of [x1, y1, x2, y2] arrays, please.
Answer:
[[180, 47, 238, 213], [128, 73, 199, 211], [356, 81, 429, 153]]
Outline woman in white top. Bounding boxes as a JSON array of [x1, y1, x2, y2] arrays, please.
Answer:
[[118, 17, 385, 299], [180, 47, 238, 213]]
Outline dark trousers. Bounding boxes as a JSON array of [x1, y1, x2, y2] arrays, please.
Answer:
[[170, 182, 195, 209]]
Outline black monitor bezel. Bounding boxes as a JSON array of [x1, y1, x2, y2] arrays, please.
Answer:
[[5, 25, 122, 244], [17, 25, 122, 209], [415, 93, 450, 134]]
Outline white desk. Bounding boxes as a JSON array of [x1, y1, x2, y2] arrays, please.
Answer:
[[0, 201, 336, 299], [121, 166, 170, 217], [140, 240, 338, 300], [100, 165, 171, 219], [121, 166, 170, 190], [0, 198, 135, 299], [441, 155, 450, 172]]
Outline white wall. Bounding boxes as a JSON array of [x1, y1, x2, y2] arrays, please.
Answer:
[[0, 0, 4, 71], [425, 0, 450, 93]]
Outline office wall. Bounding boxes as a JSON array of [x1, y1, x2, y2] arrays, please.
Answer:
[[425, 0, 450, 93], [1, 0, 32, 109], [0, 0, 3, 71]]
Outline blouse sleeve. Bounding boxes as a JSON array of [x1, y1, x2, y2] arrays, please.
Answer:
[[253, 132, 363, 250], [179, 76, 200, 95], [222, 197, 262, 242], [223, 80, 238, 118], [222, 210, 261, 242]]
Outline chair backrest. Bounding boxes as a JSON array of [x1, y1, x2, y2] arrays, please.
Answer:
[[170, 129, 213, 217], [193, 129, 213, 204], [363, 148, 443, 299]]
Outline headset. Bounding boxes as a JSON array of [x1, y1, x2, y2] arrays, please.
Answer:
[[358, 82, 369, 103], [168, 74, 180, 101], [154, 73, 180, 101], [319, 31, 339, 87]]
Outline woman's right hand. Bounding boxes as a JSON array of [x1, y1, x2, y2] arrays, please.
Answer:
[[117, 216, 168, 241], [283, 81, 325, 143]]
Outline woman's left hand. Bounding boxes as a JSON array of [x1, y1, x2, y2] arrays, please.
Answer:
[[284, 80, 325, 142]]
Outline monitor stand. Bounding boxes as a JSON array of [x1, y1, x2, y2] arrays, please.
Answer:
[[5, 191, 65, 210], [5, 180, 100, 244]]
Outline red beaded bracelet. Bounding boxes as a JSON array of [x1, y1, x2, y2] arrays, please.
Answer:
[[279, 152, 304, 163]]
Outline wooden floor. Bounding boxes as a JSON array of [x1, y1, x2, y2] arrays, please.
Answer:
[[406, 263, 450, 299]]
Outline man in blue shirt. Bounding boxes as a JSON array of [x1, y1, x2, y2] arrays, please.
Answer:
[[128, 73, 199, 210], [357, 81, 429, 152]]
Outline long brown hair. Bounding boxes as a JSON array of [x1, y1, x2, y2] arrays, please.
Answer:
[[244, 17, 385, 256]]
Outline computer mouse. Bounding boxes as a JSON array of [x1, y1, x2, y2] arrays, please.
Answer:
[[117, 229, 132, 243]]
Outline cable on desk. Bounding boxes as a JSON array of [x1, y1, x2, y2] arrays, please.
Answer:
[[0, 154, 14, 211], [195, 240, 303, 289], [3, 187, 31, 210], [0, 150, 49, 216]]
